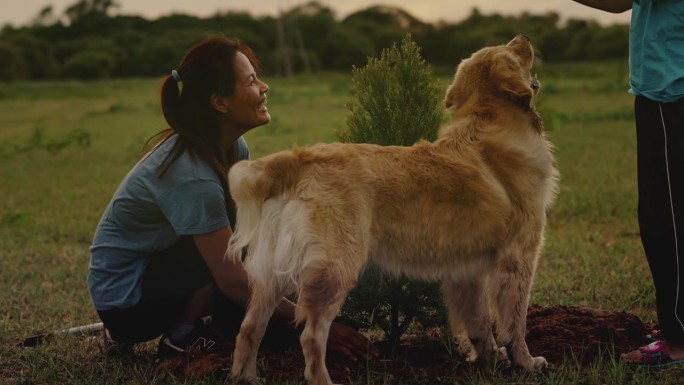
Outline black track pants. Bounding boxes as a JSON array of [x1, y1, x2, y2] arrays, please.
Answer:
[[635, 95, 684, 344]]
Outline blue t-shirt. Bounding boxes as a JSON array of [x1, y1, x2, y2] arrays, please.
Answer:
[[629, 0, 684, 102], [88, 135, 250, 310]]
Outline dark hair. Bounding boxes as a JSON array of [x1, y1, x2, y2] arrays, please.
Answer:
[[147, 36, 261, 186]]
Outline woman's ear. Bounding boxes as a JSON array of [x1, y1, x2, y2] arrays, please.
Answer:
[[210, 93, 231, 113]]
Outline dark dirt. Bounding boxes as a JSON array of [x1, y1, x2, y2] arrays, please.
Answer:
[[526, 304, 651, 366], [155, 304, 654, 382]]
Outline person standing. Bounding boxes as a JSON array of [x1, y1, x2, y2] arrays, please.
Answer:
[[568, 0, 684, 367]]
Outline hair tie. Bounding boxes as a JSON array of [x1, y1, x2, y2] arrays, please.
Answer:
[[171, 69, 181, 82]]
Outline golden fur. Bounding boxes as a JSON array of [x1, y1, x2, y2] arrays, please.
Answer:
[[228, 35, 558, 385]]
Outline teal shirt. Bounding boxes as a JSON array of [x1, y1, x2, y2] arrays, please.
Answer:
[[629, 0, 684, 102], [88, 135, 249, 310]]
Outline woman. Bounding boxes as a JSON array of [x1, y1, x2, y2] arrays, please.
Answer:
[[88, 36, 372, 362]]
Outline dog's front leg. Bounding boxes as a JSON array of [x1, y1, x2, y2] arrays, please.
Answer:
[[442, 277, 501, 365], [231, 286, 280, 383], [492, 247, 547, 372]]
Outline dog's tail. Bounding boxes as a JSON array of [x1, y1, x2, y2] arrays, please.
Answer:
[[228, 159, 268, 260], [227, 152, 303, 280], [228, 151, 316, 288]]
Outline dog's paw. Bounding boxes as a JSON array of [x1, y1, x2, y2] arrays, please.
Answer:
[[497, 347, 509, 361], [496, 347, 511, 367], [231, 370, 261, 385], [531, 356, 548, 371], [513, 354, 548, 372], [234, 375, 262, 385]]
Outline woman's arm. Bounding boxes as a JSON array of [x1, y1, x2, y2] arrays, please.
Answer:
[[193, 227, 298, 323], [570, 0, 633, 13], [194, 227, 252, 306]]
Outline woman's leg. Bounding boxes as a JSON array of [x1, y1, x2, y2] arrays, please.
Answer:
[[622, 96, 684, 364], [98, 236, 214, 344]]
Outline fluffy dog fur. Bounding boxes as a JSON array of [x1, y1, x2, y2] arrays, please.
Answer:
[[228, 35, 558, 385]]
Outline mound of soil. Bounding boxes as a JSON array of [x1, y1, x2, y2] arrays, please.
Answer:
[[526, 304, 651, 365], [157, 304, 653, 382]]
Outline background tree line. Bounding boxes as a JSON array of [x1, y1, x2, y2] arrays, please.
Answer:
[[0, 0, 629, 81]]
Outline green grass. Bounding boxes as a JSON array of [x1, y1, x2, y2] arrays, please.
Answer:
[[2, 62, 683, 383]]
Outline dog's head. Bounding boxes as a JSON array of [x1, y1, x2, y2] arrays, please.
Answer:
[[444, 35, 540, 115]]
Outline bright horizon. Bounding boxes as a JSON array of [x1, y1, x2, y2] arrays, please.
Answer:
[[1, 0, 631, 27]]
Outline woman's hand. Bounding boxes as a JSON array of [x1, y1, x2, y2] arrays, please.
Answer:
[[326, 322, 379, 362]]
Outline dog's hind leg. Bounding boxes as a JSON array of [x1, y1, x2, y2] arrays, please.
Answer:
[[491, 247, 547, 372], [442, 277, 502, 365], [296, 262, 358, 385], [231, 285, 282, 383]]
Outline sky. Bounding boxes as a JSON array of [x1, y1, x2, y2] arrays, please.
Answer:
[[1, 0, 632, 27]]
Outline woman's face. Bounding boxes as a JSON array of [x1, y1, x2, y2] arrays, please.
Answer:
[[218, 51, 270, 133]]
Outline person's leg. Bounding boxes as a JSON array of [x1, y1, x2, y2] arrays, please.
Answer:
[[98, 296, 185, 344], [654, 97, 684, 357], [98, 236, 214, 345], [136, 235, 297, 356], [177, 282, 214, 324], [142, 235, 215, 334], [622, 96, 684, 364]]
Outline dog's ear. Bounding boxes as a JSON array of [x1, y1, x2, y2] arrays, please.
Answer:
[[444, 77, 470, 110], [501, 76, 534, 108], [444, 83, 458, 110]]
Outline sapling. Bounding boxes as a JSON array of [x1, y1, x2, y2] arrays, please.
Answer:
[[339, 34, 448, 349]]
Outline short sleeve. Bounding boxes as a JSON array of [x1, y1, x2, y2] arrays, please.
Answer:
[[157, 179, 230, 235], [236, 136, 250, 160]]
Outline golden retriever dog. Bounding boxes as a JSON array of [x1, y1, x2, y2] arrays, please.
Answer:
[[228, 35, 558, 385]]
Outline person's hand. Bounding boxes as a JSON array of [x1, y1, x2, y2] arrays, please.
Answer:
[[326, 322, 379, 362]]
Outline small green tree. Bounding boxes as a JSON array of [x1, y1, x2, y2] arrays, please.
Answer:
[[341, 34, 445, 146], [338, 34, 448, 349]]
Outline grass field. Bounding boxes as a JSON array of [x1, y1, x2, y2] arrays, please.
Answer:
[[1, 61, 683, 384]]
